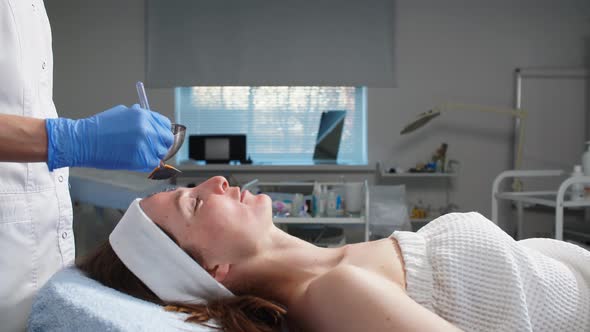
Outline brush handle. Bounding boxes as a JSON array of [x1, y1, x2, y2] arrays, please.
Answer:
[[136, 81, 150, 110], [135, 81, 185, 170], [136, 81, 162, 170]]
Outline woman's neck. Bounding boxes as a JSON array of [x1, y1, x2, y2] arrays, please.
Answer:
[[226, 226, 346, 307]]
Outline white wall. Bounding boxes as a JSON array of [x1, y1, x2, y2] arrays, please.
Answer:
[[369, 0, 590, 235], [46, 0, 590, 235]]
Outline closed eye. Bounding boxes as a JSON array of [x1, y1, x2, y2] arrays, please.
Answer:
[[187, 197, 196, 214], [183, 194, 203, 216], [193, 197, 203, 214]]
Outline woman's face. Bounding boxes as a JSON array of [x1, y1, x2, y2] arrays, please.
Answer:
[[140, 176, 273, 269]]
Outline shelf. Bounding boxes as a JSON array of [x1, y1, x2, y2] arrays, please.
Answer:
[[69, 169, 170, 210], [410, 217, 439, 223], [380, 172, 457, 178], [174, 162, 375, 174], [564, 200, 590, 207], [564, 230, 590, 244], [491, 169, 590, 241], [377, 162, 457, 178], [256, 180, 370, 241], [495, 191, 590, 208], [273, 217, 366, 224]]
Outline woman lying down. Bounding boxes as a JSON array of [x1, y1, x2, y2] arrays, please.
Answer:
[[77, 176, 590, 332]]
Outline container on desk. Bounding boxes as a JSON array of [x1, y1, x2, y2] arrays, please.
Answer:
[[292, 193, 305, 217], [344, 182, 363, 213], [569, 165, 585, 201]]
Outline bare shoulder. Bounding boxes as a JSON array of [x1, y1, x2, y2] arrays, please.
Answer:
[[308, 264, 367, 292], [293, 265, 462, 332]]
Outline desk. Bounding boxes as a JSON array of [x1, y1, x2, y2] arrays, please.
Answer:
[[69, 169, 172, 256], [69, 168, 171, 210], [174, 162, 375, 173]]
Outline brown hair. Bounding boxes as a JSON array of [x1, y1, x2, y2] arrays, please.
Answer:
[[76, 241, 287, 332]]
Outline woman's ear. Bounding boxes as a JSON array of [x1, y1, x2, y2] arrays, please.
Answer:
[[210, 263, 230, 282]]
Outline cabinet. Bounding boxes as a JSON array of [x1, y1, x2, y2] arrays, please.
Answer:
[[376, 162, 456, 227], [245, 181, 370, 243]]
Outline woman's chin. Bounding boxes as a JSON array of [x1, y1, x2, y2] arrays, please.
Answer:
[[256, 194, 274, 221], [257, 193, 272, 204]]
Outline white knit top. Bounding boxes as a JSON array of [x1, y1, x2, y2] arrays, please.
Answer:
[[392, 212, 590, 332]]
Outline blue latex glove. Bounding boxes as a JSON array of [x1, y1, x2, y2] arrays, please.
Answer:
[[46, 104, 174, 172]]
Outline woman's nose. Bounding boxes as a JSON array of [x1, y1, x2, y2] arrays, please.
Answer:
[[190, 176, 229, 198], [208, 176, 229, 194]]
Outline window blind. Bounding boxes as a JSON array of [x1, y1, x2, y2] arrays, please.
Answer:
[[175, 86, 367, 165], [146, 0, 396, 87]]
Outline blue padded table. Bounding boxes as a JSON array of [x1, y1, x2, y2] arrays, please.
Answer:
[[28, 268, 218, 332]]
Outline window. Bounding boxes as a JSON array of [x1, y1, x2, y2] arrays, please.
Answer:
[[175, 86, 367, 165]]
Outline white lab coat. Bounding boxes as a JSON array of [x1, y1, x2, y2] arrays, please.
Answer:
[[0, 1, 74, 331]]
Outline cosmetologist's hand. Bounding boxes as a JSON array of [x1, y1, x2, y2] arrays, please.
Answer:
[[45, 104, 174, 172]]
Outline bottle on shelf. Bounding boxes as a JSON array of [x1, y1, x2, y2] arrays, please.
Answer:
[[336, 192, 344, 216], [312, 182, 321, 217], [336, 176, 345, 216], [582, 142, 590, 197], [326, 189, 338, 217], [582, 142, 590, 175], [292, 193, 305, 217], [320, 186, 328, 217], [570, 165, 585, 201]]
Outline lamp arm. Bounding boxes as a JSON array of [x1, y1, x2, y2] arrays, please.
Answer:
[[512, 115, 526, 191]]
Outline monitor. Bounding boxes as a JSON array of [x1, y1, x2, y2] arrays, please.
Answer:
[[313, 110, 347, 164], [188, 134, 247, 164]]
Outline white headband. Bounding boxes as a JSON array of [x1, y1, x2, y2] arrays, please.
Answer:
[[109, 198, 234, 303]]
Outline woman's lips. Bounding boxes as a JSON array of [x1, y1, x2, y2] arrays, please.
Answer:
[[240, 189, 249, 202]]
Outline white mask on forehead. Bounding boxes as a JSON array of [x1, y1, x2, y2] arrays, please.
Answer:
[[109, 198, 233, 303]]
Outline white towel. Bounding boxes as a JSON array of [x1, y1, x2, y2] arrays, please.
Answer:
[[392, 212, 590, 332]]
